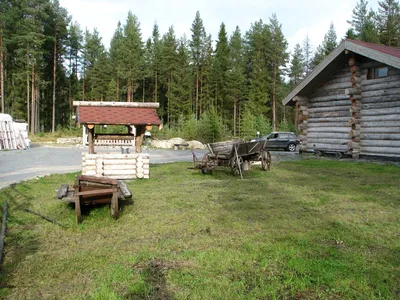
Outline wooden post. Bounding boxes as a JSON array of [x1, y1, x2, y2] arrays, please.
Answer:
[[135, 125, 145, 153], [87, 124, 95, 154]]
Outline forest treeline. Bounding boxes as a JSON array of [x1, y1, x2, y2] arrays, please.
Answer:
[[0, 0, 399, 140]]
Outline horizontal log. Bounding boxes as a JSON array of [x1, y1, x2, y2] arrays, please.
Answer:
[[308, 132, 350, 139], [107, 175, 137, 179], [345, 88, 361, 95], [311, 89, 346, 98], [361, 106, 400, 116], [362, 100, 400, 110], [307, 121, 350, 127], [308, 138, 349, 145], [362, 88, 400, 98], [349, 57, 356, 67], [103, 165, 136, 170], [318, 81, 352, 91], [310, 101, 350, 109], [309, 105, 350, 113], [388, 68, 400, 76], [360, 133, 400, 140], [308, 126, 350, 133], [308, 143, 348, 151], [103, 160, 136, 165], [309, 94, 349, 103], [360, 147, 400, 156], [311, 111, 350, 119], [84, 170, 97, 176], [361, 127, 400, 133], [360, 114, 400, 122], [361, 120, 400, 127], [361, 74, 400, 86], [362, 80, 400, 92], [103, 170, 137, 176], [327, 76, 353, 85], [309, 117, 350, 123], [361, 140, 400, 147], [361, 95, 400, 103], [83, 153, 139, 159]]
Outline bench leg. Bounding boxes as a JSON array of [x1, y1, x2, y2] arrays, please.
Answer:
[[111, 188, 119, 219]]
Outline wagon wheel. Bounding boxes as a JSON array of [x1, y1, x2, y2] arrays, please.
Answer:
[[231, 156, 243, 176], [261, 151, 271, 171]]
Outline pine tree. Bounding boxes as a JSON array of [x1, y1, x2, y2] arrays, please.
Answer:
[[377, 0, 400, 46], [245, 20, 270, 116], [109, 21, 124, 101], [66, 21, 83, 106], [311, 22, 337, 69], [268, 14, 288, 131], [121, 11, 144, 102], [213, 23, 230, 118], [302, 34, 313, 75], [227, 26, 246, 136], [348, 0, 369, 36], [189, 11, 207, 119], [289, 43, 305, 88]]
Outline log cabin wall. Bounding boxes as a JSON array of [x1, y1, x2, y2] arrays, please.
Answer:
[[303, 64, 353, 153], [359, 63, 400, 157]]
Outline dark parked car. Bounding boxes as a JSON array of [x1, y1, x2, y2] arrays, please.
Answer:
[[251, 132, 300, 152]]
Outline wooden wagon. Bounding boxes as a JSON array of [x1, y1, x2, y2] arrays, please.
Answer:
[[193, 140, 271, 176]]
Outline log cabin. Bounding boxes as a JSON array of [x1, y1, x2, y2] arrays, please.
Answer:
[[283, 39, 400, 158]]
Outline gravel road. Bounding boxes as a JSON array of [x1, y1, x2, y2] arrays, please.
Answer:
[[0, 144, 300, 189]]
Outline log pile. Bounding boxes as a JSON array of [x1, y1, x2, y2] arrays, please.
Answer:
[[82, 153, 150, 179], [345, 56, 362, 159]]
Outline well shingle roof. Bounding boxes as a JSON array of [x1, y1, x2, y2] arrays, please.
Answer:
[[77, 106, 161, 125]]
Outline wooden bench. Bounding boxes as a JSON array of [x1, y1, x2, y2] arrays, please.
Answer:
[[174, 143, 189, 150]]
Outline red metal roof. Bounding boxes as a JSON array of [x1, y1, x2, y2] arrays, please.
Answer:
[[346, 38, 400, 59], [77, 106, 161, 125]]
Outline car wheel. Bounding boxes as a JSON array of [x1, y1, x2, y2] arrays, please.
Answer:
[[287, 143, 296, 152]]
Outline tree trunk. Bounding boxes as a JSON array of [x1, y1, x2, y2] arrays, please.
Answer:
[[154, 69, 158, 103], [142, 78, 145, 102], [0, 30, 4, 113], [233, 92, 238, 137], [272, 65, 277, 131], [195, 69, 199, 119], [52, 31, 57, 132], [116, 76, 119, 101], [30, 63, 35, 135]]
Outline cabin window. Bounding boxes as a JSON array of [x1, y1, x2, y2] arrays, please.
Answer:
[[367, 66, 388, 79]]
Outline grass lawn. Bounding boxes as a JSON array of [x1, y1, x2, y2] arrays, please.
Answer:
[[0, 159, 399, 299]]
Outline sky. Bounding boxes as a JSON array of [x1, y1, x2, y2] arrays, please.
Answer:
[[58, 0, 380, 55]]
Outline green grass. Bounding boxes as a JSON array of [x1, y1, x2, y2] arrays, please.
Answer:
[[0, 159, 399, 299]]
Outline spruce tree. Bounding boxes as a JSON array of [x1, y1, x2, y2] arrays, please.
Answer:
[[377, 0, 400, 46], [189, 11, 206, 119], [121, 11, 144, 102], [268, 14, 288, 131], [109, 21, 124, 101], [227, 26, 246, 136], [289, 43, 305, 88]]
